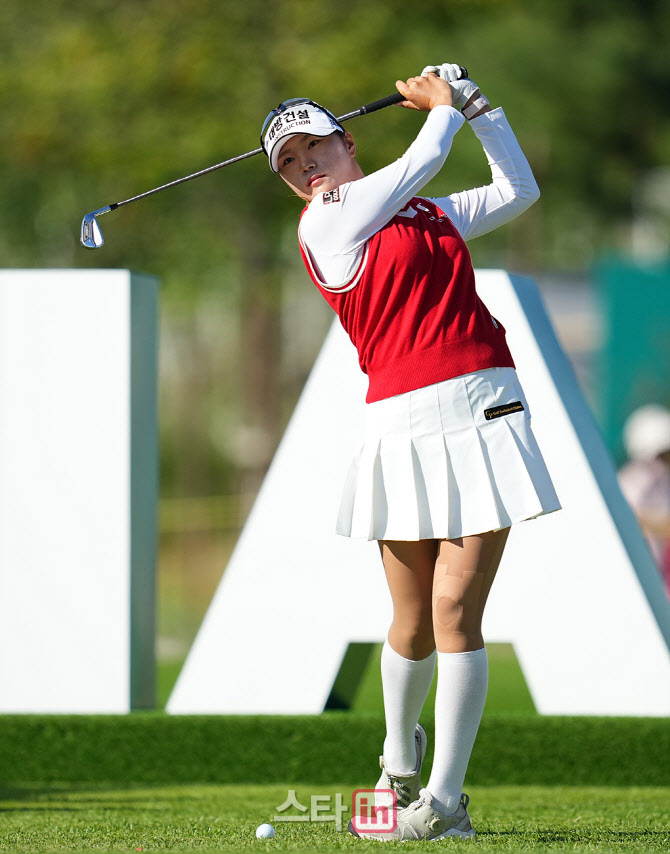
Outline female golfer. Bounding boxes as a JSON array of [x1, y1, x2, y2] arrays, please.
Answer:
[[261, 65, 560, 841]]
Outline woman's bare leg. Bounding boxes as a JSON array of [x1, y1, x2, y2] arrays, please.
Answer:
[[380, 539, 438, 660], [426, 528, 510, 814], [432, 528, 510, 653], [377, 539, 438, 774]]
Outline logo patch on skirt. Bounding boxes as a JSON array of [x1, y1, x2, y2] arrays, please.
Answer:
[[484, 401, 525, 420]]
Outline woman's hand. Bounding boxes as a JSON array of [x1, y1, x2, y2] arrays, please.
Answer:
[[395, 74, 454, 112]]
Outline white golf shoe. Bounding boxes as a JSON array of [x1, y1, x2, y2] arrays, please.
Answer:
[[349, 789, 475, 841], [374, 723, 427, 810]]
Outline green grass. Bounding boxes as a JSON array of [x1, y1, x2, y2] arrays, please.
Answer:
[[1, 683, 668, 852], [2, 714, 669, 787], [0, 783, 668, 853], [0, 712, 669, 852]]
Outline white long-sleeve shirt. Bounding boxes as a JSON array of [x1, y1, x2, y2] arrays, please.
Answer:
[[299, 105, 540, 289]]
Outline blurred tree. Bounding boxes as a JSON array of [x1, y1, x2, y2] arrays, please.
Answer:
[[1, 0, 668, 496]]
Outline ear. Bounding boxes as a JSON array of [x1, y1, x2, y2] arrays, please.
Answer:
[[342, 131, 357, 158]]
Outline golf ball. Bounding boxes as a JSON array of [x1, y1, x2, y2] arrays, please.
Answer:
[[255, 823, 276, 839]]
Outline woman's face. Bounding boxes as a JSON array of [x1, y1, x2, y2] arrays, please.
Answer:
[[276, 131, 363, 202]]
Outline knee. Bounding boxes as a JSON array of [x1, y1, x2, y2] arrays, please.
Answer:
[[432, 576, 483, 651], [389, 607, 435, 660]]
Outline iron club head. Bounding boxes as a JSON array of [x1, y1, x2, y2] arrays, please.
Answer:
[[80, 208, 109, 249]]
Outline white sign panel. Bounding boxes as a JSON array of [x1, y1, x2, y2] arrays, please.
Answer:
[[0, 269, 157, 713]]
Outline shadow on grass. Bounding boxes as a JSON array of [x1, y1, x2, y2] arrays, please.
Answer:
[[0, 782, 208, 811], [483, 829, 670, 845]]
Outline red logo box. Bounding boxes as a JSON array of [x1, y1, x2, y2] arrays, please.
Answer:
[[350, 789, 397, 834]]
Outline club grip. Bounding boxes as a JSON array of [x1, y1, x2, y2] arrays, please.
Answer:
[[359, 92, 405, 115], [348, 66, 469, 119]]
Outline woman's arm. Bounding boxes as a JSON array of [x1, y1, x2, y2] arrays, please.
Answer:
[[429, 108, 540, 240], [301, 105, 465, 257]]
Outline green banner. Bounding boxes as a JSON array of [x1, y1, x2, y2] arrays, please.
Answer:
[[597, 257, 670, 464]]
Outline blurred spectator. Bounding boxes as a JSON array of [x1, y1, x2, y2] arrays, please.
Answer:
[[618, 404, 670, 597]]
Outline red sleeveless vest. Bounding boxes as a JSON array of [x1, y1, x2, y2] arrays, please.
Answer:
[[299, 197, 514, 403]]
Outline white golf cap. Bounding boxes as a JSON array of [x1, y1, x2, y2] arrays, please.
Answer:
[[262, 100, 343, 172], [623, 404, 670, 461]]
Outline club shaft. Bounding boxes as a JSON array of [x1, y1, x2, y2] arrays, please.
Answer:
[[97, 92, 406, 213], [337, 91, 405, 122], [109, 146, 264, 211]]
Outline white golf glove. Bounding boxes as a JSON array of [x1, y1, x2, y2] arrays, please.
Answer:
[[422, 63, 463, 83], [422, 63, 482, 111]]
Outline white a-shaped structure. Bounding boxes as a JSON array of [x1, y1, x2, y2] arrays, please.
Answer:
[[168, 271, 670, 716]]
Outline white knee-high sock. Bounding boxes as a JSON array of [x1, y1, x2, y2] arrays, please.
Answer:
[[381, 640, 436, 773], [426, 648, 488, 814]]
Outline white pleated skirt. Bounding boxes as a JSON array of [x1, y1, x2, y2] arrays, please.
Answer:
[[337, 367, 560, 541]]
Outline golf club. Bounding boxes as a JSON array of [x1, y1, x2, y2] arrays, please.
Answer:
[[80, 68, 467, 249]]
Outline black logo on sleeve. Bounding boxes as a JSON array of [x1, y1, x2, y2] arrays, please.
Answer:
[[322, 188, 341, 204], [484, 401, 525, 420]]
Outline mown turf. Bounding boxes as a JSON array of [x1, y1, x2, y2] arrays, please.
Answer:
[[0, 783, 668, 853], [2, 715, 669, 852], [1, 714, 669, 787]]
